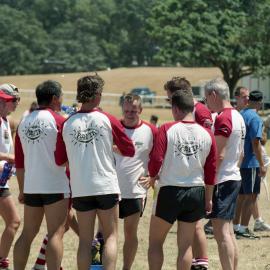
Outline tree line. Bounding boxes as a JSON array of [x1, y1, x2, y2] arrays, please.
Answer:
[[1, 0, 270, 94]]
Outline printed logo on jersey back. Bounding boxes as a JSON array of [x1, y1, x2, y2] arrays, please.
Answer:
[[70, 123, 103, 146], [174, 136, 202, 159], [22, 120, 48, 143]]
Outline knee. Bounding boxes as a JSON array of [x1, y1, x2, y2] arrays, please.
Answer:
[[7, 216, 21, 231]]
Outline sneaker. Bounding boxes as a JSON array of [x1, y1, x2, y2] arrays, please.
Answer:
[[0, 258, 9, 270], [254, 220, 270, 232], [91, 239, 102, 265], [204, 224, 213, 235], [236, 228, 260, 239]]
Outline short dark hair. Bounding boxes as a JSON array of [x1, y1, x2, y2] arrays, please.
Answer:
[[234, 86, 248, 97], [76, 74, 104, 103], [171, 90, 194, 113], [164, 77, 192, 93], [150, 115, 158, 122], [123, 93, 142, 108], [36, 80, 62, 106]]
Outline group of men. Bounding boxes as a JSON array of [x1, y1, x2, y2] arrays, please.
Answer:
[[0, 74, 268, 270]]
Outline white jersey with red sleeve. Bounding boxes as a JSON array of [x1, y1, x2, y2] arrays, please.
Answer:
[[194, 102, 213, 129], [214, 108, 246, 184], [55, 109, 135, 198], [114, 120, 157, 198], [0, 118, 14, 188], [149, 121, 217, 187], [15, 109, 70, 193]]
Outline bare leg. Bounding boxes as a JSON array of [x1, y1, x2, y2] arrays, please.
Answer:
[[13, 205, 44, 270], [192, 220, 208, 260], [240, 194, 257, 226], [212, 218, 236, 270], [233, 195, 244, 226], [98, 204, 119, 270], [177, 221, 196, 270], [148, 215, 172, 270], [122, 212, 140, 270], [76, 210, 96, 270], [0, 195, 20, 258], [45, 198, 69, 270]]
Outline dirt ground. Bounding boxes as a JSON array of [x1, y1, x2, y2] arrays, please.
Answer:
[[1, 68, 270, 269]]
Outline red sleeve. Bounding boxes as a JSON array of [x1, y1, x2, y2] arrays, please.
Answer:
[[50, 111, 68, 166], [54, 121, 68, 166], [214, 110, 232, 138], [148, 123, 173, 177], [103, 112, 135, 157], [195, 102, 213, 130], [203, 129, 217, 185], [142, 121, 158, 159], [15, 130, 24, 169]]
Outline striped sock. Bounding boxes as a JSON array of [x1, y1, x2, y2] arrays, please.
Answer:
[[195, 257, 208, 268], [32, 235, 48, 270], [0, 257, 9, 268]]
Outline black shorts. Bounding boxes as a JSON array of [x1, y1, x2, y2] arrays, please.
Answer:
[[239, 168, 261, 194], [119, 198, 147, 219], [24, 193, 69, 207], [72, 194, 119, 212], [153, 186, 205, 224], [208, 180, 241, 220], [0, 188, 11, 198]]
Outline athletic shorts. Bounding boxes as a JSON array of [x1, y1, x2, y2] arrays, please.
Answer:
[[119, 197, 147, 219], [72, 194, 119, 212], [208, 180, 241, 220], [0, 188, 11, 198], [153, 186, 205, 224], [239, 168, 261, 194], [24, 193, 70, 207]]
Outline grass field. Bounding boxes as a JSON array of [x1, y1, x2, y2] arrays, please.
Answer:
[[1, 68, 270, 269]]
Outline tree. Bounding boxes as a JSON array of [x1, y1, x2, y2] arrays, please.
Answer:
[[0, 5, 48, 75], [148, 0, 270, 94]]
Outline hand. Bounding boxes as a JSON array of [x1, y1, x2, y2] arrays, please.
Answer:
[[112, 144, 121, 155], [3, 153, 15, 164], [138, 176, 151, 189], [205, 200, 212, 215], [259, 165, 267, 178], [18, 192, 24, 204]]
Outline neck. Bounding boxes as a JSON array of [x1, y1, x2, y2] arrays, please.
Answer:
[[122, 118, 141, 128], [216, 100, 233, 112], [81, 102, 98, 111], [175, 112, 194, 122]]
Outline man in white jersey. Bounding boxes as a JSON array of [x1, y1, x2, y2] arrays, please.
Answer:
[[204, 78, 246, 270], [114, 94, 157, 270], [164, 76, 213, 270], [148, 90, 216, 270], [55, 74, 135, 270], [14, 80, 70, 270], [0, 87, 21, 270]]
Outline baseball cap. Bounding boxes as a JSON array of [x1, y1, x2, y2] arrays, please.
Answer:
[[0, 91, 14, 101], [249, 90, 263, 102], [0, 83, 19, 98]]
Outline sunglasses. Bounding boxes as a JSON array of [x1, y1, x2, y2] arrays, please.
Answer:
[[12, 97, 20, 103]]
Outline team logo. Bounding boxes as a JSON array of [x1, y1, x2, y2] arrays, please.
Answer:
[[22, 120, 48, 143], [135, 141, 143, 148], [70, 123, 103, 146], [174, 136, 202, 159]]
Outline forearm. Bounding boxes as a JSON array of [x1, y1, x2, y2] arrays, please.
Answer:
[[16, 168, 25, 193], [252, 140, 264, 167], [205, 185, 214, 203]]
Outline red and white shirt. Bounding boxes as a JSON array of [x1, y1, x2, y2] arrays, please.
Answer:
[[0, 118, 13, 188], [114, 120, 157, 198], [214, 108, 246, 184], [15, 109, 70, 194], [55, 109, 135, 198], [149, 121, 217, 187]]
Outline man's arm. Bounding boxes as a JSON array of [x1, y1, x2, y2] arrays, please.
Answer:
[[252, 138, 266, 177], [16, 168, 25, 204], [215, 135, 228, 171]]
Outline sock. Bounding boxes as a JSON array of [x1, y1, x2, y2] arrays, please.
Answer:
[[239, 225, 247, 233], [195, 257, 208, 268], [191, 258, 196, 266], [255, 217, 263, 222], [32, 234, 48, 270], [233, 224, 240, 231]]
